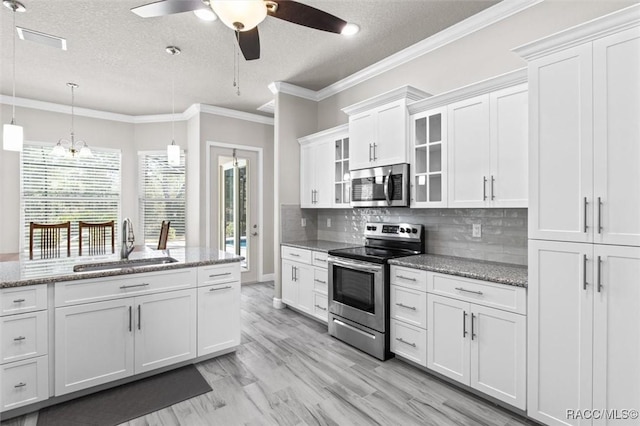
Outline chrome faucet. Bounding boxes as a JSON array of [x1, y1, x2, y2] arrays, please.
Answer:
[[121, 218, 135, 259]]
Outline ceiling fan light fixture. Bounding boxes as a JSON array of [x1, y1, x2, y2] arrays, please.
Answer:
[[193, 7, 217, 21], [341, 22, 360, 36], [211, 0, 267, 32]]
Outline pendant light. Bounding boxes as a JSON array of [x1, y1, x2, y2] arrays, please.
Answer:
[[2, 0, 26, 152], [166, 46, 181, 167], [51, 83, 92, 158]]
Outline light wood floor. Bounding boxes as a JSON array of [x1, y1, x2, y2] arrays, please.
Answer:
[[2, 282, 538, 426]]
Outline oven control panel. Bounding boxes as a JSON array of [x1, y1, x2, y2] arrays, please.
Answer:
[[364, 223, 422, 240]]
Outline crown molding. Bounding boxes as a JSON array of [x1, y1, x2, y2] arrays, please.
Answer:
[[257, 100, 275, 114], [298, 123, 348, 146], [317, 0, 543, 101], [408, 68, 527, 114], [268, 81, 318, 101], [514, 3, 640, 61], [341, 85, 431, 116], [0, 96, 273, 126]]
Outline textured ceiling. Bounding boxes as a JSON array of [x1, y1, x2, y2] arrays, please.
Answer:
[[0, 0, 499, 116]]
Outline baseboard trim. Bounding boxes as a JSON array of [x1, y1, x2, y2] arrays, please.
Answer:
[[273, 297, 285, 309]]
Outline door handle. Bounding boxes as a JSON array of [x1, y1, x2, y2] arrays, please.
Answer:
[[583, 254, 589, 290], [584, 197, 589, 233], [597, 256, 603, 293], [597, 197, 603, 234], [463, 311, 467, 338], [482, 176, 487, 201], [128, 306, 132, 332], [471, 313, 476, 340], [137, 305, 141, 330], [368, 143, 372, 162], [251, 232, 258, 236], [373, 143, 377, 161], [490, 175, 495, 200]]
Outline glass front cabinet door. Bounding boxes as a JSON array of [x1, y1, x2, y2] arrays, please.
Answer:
[[411, 107, 447, 207]]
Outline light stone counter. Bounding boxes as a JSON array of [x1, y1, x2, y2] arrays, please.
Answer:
[[281, 240, 358, 253]]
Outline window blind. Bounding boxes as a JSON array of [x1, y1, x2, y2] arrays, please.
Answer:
[[21, 142, 121, 253], [138, 152, 185, 247]]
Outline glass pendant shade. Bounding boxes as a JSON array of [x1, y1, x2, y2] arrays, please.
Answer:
[[211, 1, 267, 31], [167, 142, 180, 166], [3, 122, 23, 151]]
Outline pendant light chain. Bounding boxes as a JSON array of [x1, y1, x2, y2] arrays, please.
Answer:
[[11, 7, 16, 123], [171, 55, 175, 144], [233, 31, 240, 96], [70, 84, 75, 139]]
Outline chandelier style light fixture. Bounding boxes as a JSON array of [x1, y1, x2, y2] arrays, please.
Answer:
[[166, 46, 181, 166], [2, 0, 26, 152], [51, 83, 92, 158]]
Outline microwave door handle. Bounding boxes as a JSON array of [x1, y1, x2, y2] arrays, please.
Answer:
[[384, 169, 392, 206]]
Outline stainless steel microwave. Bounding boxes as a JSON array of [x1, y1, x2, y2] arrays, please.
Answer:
[[350, 164, 409, 207]]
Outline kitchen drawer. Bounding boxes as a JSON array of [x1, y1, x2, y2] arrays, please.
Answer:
[[197, 263, 240, 287], [281, 246, 312, 264], [390, 319, 427, 367], [313, 267, 328, 294], [1, 311, 48, 364], [1, 355, 48, 412], [55, 268, 197, 307], [426, 272, 526, 315], [312, 251, 329, 268], [390, 285, 427, 329], [1, 285, 47, 316], [313, 292, 328, 322], [391, 266, 427, 292]]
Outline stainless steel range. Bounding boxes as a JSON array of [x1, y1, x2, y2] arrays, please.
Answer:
[[327, 223, 425, 360]]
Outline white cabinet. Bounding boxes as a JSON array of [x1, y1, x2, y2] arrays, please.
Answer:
[[410, 107, 447, 207], [197, 265, 241, 357], [447, 85, 528, 208], [528, 240, 640, 425], [281, 246, 329, 323], [343, 86, 430, 171], [299, 124, 350, 208], [427, 294, 469, 383], [0, 285, 49, 413], [524, 25, 640, 245]]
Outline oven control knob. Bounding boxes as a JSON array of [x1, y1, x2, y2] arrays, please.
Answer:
[[412, 228, 418, 234], [399, 228, 405, 233]]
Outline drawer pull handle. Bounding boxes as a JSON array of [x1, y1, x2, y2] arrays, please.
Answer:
[[290, 253, 300, 257], [209, 272, 232, 278], [14, 382, 26, 388], [314, 279, 327, 284], [455, 287, 483, 296], [395, 337, 416, 348], [395, 303, 417, 311], [209, 286, 233, 292], [120, 283, 150, 290], [315, 304, 327, 311], [13, 336, 26, 341], [13, 299, 26, 303], [314, 258, 326, 262], [396, 275, 416, 282]]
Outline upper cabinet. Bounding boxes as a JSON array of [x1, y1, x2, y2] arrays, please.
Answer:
[[516, 8, 640, 245], [408, 69, 528, 209], [299, 124, 350, 208], [343, 86, 430, 171]]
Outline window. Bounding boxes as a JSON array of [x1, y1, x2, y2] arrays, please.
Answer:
[[21, 142, 121, 253], [138, 152, 185, 247]]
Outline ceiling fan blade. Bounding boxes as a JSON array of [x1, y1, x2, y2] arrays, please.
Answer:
[[237, 28, 260, 61], [268, 1, 347, 34], [131, 0, 208, 18]]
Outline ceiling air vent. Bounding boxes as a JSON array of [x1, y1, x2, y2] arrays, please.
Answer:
[[16, 27, 67, 50]]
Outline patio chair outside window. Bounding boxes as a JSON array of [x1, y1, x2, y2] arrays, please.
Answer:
[[79, 221, 115, 256], [29, 222, 71, 260]]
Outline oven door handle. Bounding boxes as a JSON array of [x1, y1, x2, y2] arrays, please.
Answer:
[[384, 169, 393, 206], [329, 257, 383, 273]]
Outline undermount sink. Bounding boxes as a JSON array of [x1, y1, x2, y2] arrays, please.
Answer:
[[73, 257, 179, 273]]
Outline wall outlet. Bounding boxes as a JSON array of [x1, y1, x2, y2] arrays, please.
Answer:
[[301, 218, 306, 227], [472, 224, 482, 238], [327, 218, 332, 228]]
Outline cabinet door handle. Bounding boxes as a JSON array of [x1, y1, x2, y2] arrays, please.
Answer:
[[396, 275, 416, 282], [597, 256, 603, 293], [210, 286, 232, 292], [13, 299, 25, 303], [314, 279, 326, 284], [584, 197, 589, 233], [14, 382, 26, 388], [455, 287, 483, 296], [315, 304, 327, 311], [13, 336, 26, 341], [395, 337, 416, 348], [490, 175, 495, 200], [209, 272, 231, 278], [597, 197, 603, 234], [120, 283, 150, 290], [463, 311, 467, 338], [373, 143, 377, 161], [368, 143, 372, 162], [294, 266, 298, 282], [395, 302, 417, 311], [137, 305, 141, 330], [482, 176, 487, 201], [471, 313, 476, 340], [583, 254, 589, 290]]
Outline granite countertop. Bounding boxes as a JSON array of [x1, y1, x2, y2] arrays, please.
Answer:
[[0, 247, 243, 289], [281, 240, 359, 253], [389, 254, 527, 287]]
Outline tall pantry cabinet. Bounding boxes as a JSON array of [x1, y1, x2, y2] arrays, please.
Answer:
[[515, 5, 640, 426]]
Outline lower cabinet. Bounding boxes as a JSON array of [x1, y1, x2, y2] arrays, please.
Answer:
[[1, 356, 48, 412], [281, 259, 313, 314], [54, 288, 197, 396], [281, 246, 329, 323], [427, 293, 526, 410], [197, 280, 241, 357]]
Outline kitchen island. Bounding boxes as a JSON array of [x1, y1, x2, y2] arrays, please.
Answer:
[[0, 247, 243, 419]]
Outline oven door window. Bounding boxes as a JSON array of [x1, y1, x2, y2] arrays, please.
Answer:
[[332, 265, 375, 314]]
